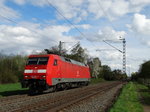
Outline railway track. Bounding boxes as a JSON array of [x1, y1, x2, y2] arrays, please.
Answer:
[[48, 82, 122, 112], [0, 94, 27, 103], [0, 81, 124, 112]]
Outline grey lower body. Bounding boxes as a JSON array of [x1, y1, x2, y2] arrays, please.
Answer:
[[21, 78, 90, 95]]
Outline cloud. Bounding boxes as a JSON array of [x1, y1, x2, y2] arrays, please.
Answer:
[[87, 0, 129, 20], [12, 0, 87, 22], [87, 0, 150, 20], [12, 0, 25, 5], [10, 0, 150, 22], [129, 0, 150, 6], [0, 0, 20, 21], [130, 13, 150, 35], [1, 0, 150, 74], [0, 20, 91, 54], [0, 23, 80, 54], [85, 27, 126, 42], [75, 24, 91, 29], [128, 13, 150, 46], [83, 43, 123, 70], [47, 0, 87, 22]]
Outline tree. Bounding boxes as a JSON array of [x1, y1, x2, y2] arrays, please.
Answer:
[[40, 45, 67, 56], [138, 60, 150, 78], [65, 43, 89, 63], [112, 69, 127, 80], [0, 55, 26, 84], [131, 72, 138, 81], [101, 65, 113, 80], [88, 57, 102, 78]]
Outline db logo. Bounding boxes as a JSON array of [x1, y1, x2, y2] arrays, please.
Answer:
[[31, 75, 37, 79], [33, 70, 37, 73]]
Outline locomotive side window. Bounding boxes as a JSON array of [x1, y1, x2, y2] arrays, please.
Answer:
[[60, 57, 65, 61], [60, 56, 85, 66], [27, 57, 49, 65], [65, 58, 71, 62], [53, 59, 58, 66]]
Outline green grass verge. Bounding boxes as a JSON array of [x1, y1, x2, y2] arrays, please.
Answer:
[[90, 78, 105, 84], [109, 82, 143, 112], [0, 78, 105, 97], [0, 83, 28, 97], [135, 83, 150, 105]]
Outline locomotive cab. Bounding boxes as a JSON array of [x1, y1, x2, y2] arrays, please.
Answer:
[[24, 56, 48, 79], [21, 55, 50, 93]]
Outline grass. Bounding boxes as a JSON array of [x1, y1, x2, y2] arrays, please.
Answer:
[[0, 78, 104, 97], [135, 83, 150, 105], [109, 82, 143, 112], [90, 78, 105, 84], [0, 83, 28, 97]]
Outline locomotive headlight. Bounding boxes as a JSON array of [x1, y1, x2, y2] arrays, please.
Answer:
[[24, 75, 29, 78], [38, 69, 46, 73], [42, 75, 46, 78], [24, 70, 33, 73]]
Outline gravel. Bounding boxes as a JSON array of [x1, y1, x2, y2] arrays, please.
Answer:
[[0, 82, 123, 112], [63, 84, 123, 112]]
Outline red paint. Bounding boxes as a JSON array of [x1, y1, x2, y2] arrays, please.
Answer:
[[24, 54, 91, 86]]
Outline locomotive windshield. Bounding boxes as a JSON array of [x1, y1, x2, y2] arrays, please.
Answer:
[[27, 57, 49, 65]]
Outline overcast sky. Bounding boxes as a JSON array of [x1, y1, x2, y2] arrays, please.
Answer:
[[0, 0, 150, 75]]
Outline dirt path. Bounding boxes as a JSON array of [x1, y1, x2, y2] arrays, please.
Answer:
[[137, 85, 150, 112], [143, 105, 150, 112]]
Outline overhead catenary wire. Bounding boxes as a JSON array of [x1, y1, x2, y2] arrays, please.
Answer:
[[96, 0, 124, 43], [96, 0, 116, 30], [0, 14, 17, 24], [103, 40, 123, 53], [96, 0, 125, 52], [0, 1, 121, 52], [96, 49, 119, 51], [58, 41, 80, 53], [46, 0, 97, 54], [97, 0, 127, 73], [80, 0, 121, 53], [0, 14, 58, 44], [46, 0, 103, 54], [46, 0, 86, 38], [96, 0, 122, 47], [0, 2, 86, 53], [66, 41, 80, 52], [47, 0, 125, 60]]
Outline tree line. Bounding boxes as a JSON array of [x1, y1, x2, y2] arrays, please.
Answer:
[[131, 60, 150, 87], [0, 54, 26, 84], [0, 44, 127, 84]]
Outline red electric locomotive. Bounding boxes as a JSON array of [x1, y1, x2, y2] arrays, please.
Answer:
[[21, 54, 91, 94]]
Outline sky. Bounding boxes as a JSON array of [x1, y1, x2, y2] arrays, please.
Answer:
[[0, 0, 150, 75]]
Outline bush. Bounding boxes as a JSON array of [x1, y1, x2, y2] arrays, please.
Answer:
[[0, 55, 26, 84]]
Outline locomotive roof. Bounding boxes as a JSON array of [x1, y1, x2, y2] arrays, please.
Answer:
[[60, 56, 86, 67], [28, 54, 87, 67], [29, 54, 57, 57]]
